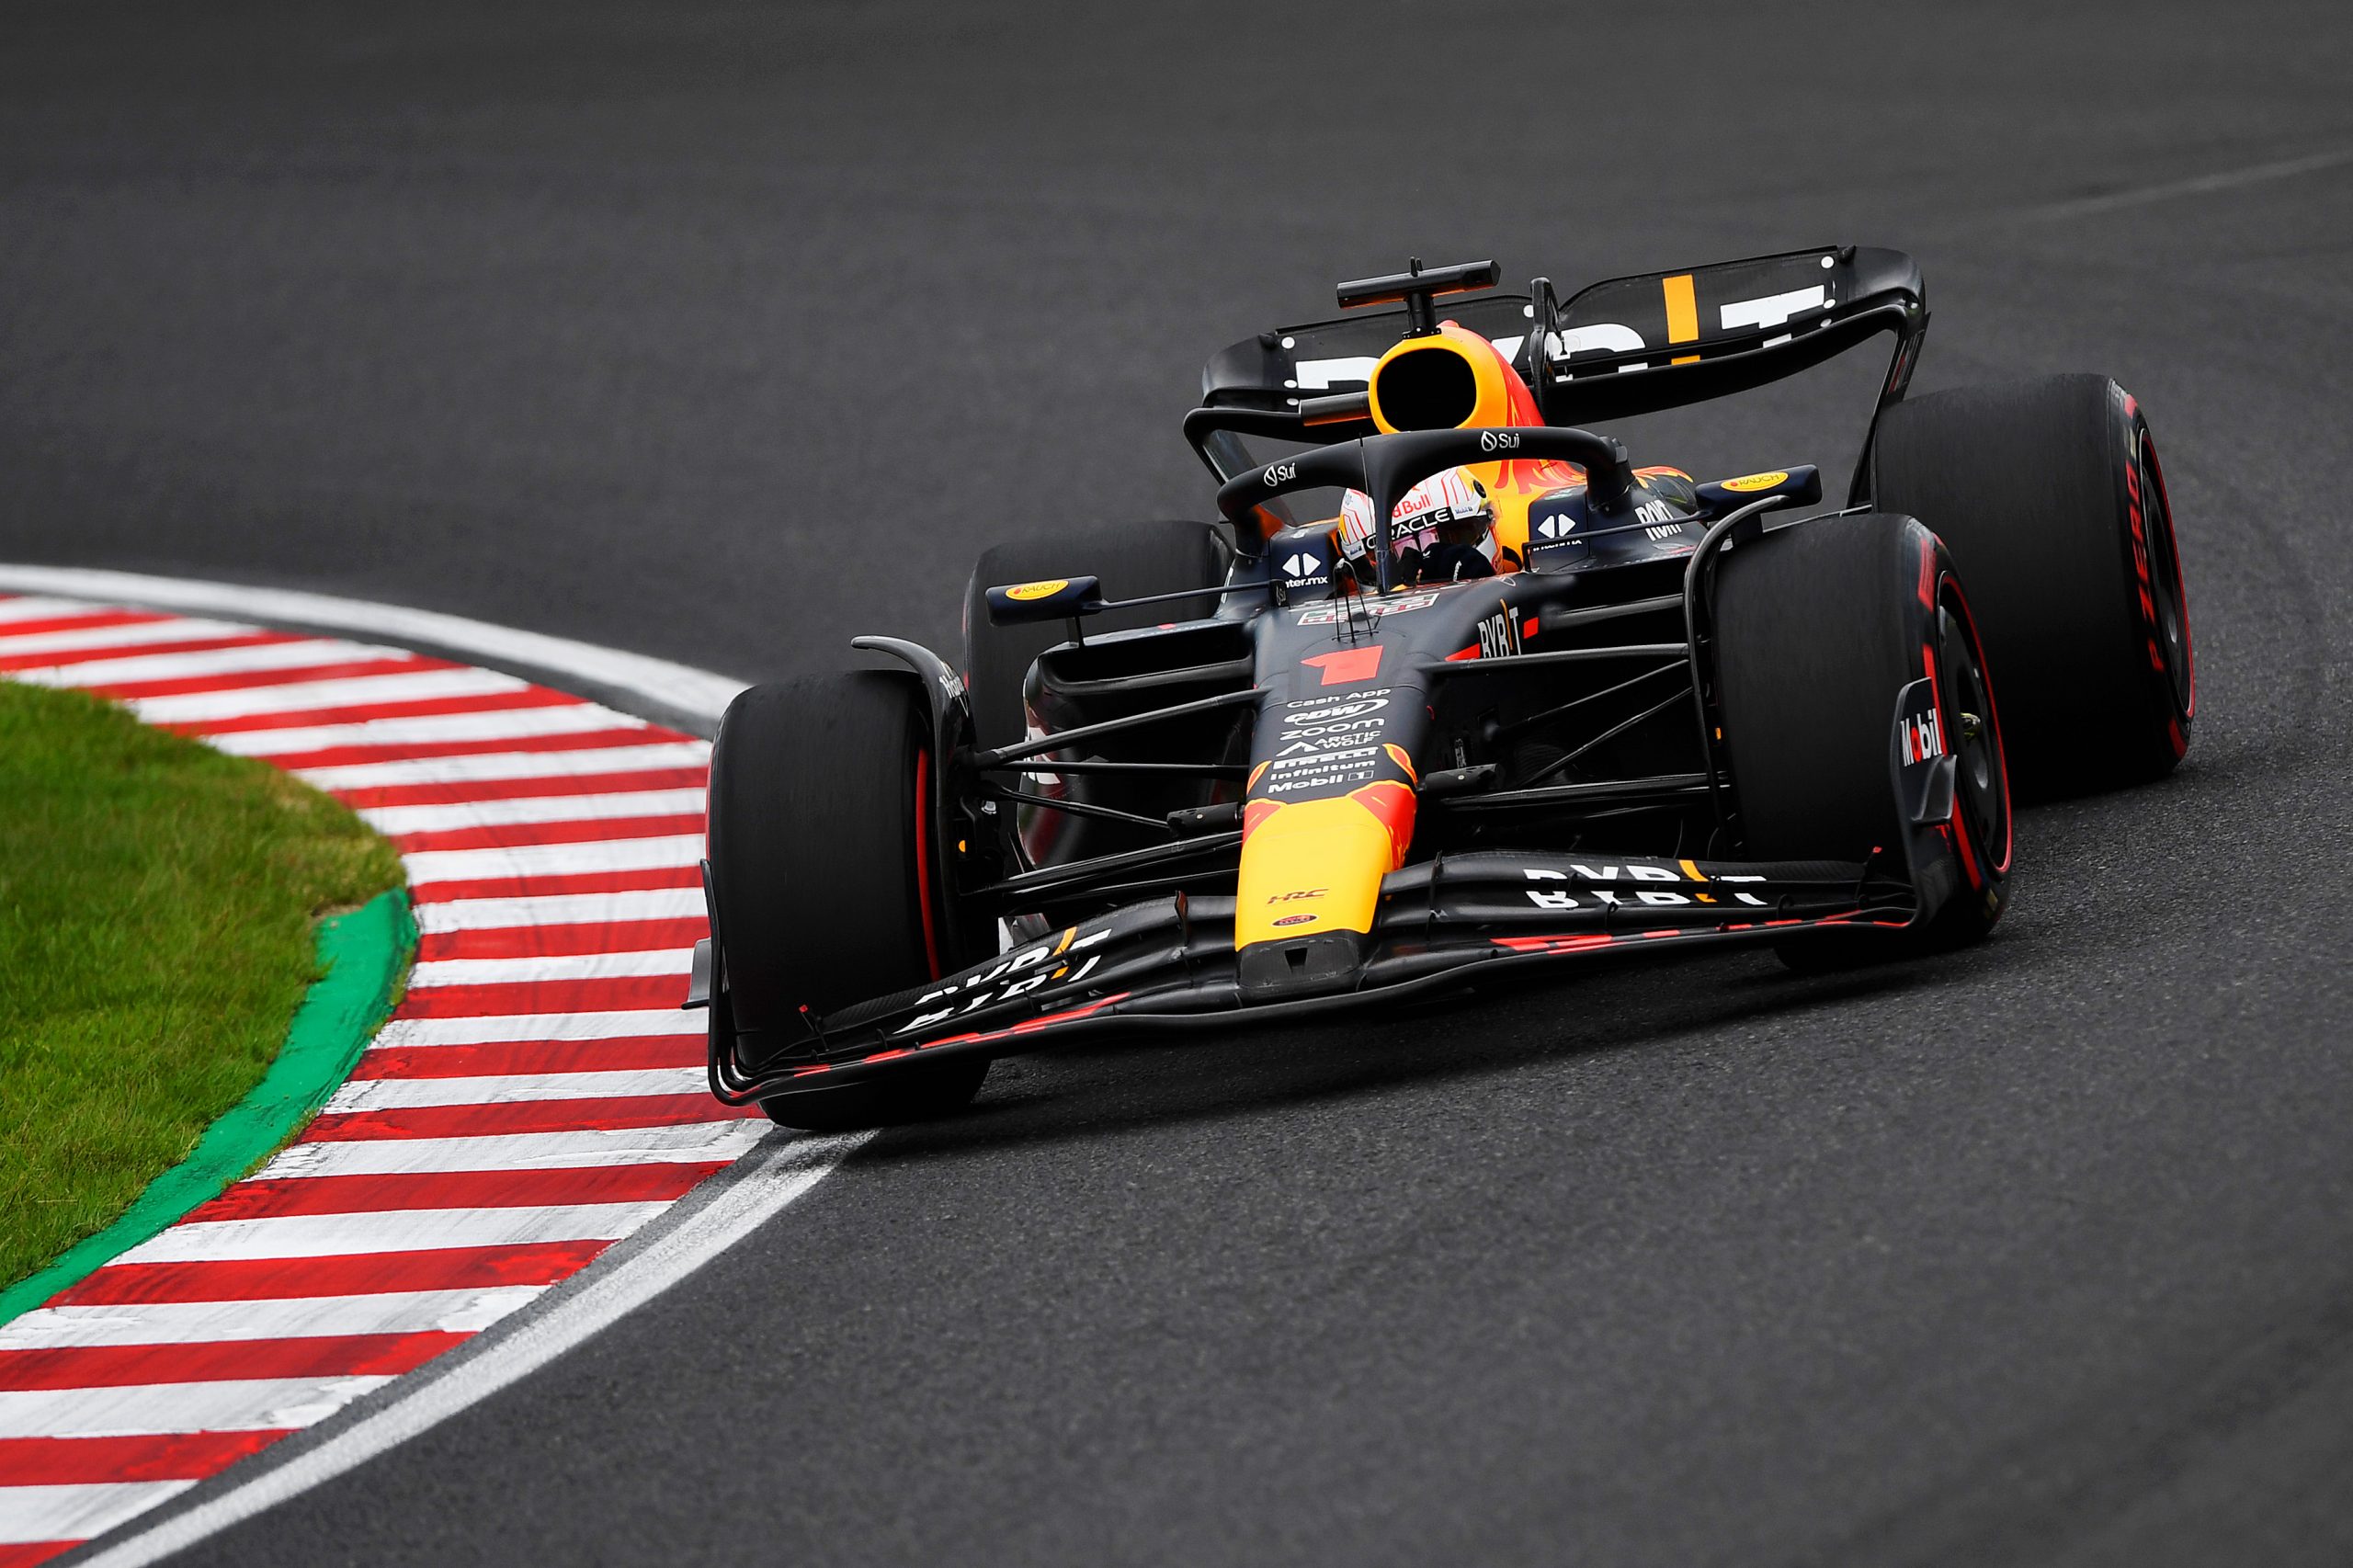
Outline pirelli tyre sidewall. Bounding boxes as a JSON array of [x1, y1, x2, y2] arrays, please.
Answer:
[[1714, 511, 2011, 958], [1870, 374, 2194, 799], [705, 671, 987, 1129]]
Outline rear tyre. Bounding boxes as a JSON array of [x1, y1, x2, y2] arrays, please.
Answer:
[[961, 520, 1230, 751], [1871, 374, 2193, 799], [705, 672, 988, 1131], [1713, 513, 2012, 966]]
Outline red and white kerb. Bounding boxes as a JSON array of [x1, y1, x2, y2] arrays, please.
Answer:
[[0, 596, 754, 1565]]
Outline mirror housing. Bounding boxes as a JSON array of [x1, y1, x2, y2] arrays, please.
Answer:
[[984, 574, 1104, 626], [1695, 464, 1822, 518]]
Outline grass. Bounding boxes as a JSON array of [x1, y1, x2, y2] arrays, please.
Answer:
[[0, 680, 403, 1292]]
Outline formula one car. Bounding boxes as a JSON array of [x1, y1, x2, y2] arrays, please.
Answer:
[[688, 247, 2195, 1130]]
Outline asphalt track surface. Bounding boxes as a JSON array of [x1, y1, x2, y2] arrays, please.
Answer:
[[6, 3, 2353, 1562]]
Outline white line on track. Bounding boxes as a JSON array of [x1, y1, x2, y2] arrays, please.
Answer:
[[2009, 143, 2353, 222], [0, 565, 745, 721], [0, 566, 876, 1568]]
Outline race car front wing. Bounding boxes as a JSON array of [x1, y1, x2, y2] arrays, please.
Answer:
[[693, 851, 1918, 1104]]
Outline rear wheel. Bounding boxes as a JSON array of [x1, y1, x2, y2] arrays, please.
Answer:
[[1871, 374, 2193, 799], [961, 520, 1231, 751], [706, 672, 988, 1131], [1713, 512, 2012, 963]]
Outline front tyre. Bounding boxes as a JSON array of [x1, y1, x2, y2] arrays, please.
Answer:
[[1713, 512, 2013, 962], [705, 672, 988, 1131]]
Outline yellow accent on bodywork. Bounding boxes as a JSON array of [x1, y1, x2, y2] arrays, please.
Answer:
[[1664, 273, 1699, 364], [1234, 797, 1396, 946]]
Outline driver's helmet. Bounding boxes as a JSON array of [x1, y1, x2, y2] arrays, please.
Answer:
[[1336, 467, 1497, 582]]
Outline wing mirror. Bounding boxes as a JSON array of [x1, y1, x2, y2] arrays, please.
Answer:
[[983, 575, 1105, 626], [1695, 465, 1822, 517]]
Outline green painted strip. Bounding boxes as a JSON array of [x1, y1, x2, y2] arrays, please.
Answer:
[[0, 888, 415, 1325]]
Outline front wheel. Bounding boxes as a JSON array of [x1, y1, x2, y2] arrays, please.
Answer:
[[705, 672, 988, 1129], [1713, 512, 2013, 963]]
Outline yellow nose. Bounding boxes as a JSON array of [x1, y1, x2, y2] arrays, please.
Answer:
[[1233, 786, 1413, 948]]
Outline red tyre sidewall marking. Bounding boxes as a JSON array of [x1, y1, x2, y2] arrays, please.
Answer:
[[2139, 428, 2196, 743], [1931, 572, 2014, 882], [2119, 393, 2194, 749]]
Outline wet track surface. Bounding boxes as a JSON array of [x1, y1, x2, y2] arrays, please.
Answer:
[[6, 2, 2353, 1562]]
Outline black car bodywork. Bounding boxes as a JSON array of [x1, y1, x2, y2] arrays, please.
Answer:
[[692, 246, 2017, 1103]]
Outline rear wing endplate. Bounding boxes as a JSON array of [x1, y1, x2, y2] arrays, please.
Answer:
[[1529, 245, 1926, 429]]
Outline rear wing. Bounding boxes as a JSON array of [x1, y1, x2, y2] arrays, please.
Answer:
[[1193, 245, 1927, 506], [1530, 245, 1925, 426]]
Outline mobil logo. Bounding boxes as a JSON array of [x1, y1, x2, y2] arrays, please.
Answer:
[[1899, 708, 1944, 764]]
